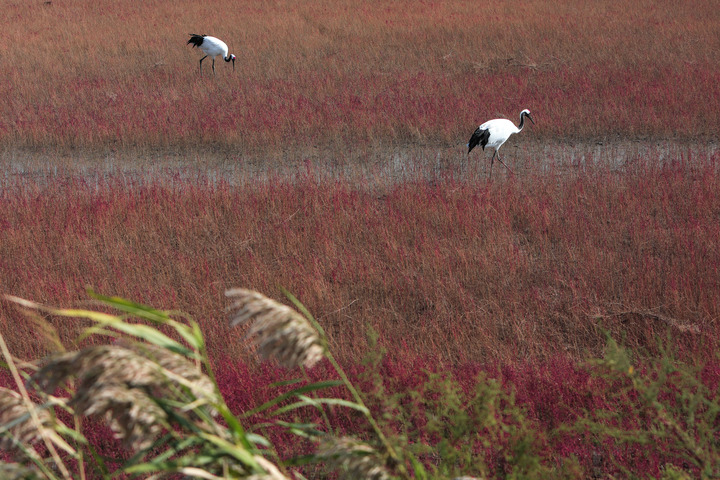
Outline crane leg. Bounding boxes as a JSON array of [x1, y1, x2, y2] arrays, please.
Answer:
[[489, 151, 495, 180], [212, 58, 216, 75], [199, 55, 207, 75], [496, 151, 514, 176]]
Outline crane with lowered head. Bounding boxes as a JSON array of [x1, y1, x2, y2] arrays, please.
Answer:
[[187, 34, 235, 75]]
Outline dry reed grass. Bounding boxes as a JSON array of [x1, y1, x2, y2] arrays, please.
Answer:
[[0, 387, 52, 452], [316, 436, 389, 480], [2, 287, 720, 477], [0, 293, 296, 479], [31, 343, 217, 449], [226, 288, 324, 369], [0, 462, 41, 480]]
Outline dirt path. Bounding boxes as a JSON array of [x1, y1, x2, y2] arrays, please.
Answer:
[[1, 141, 717, 187]]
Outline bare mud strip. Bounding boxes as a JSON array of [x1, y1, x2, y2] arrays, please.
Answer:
[[0, 141, 717, 188]]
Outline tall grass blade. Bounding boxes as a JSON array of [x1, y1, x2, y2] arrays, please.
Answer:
[[243, 380, 344, 417]]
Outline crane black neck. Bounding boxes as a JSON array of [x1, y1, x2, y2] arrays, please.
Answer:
[[518, 113, 527, 131], [224, 55, 232, 62]]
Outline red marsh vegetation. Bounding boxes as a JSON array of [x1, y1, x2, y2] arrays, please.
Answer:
[[1, 152, 720, 476], [1, 153, 718, 365], [2, 0, 720, 476]]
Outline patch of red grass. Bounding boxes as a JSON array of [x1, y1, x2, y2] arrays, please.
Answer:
[[209, 352, 720, 477], [1, 151, 719, 366]]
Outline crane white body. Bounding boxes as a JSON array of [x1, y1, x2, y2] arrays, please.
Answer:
[[187, 34, 235, 75], [468, 109, 534, 178]]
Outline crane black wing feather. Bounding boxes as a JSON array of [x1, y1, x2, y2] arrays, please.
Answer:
[[187, 34, 207, 48], [468, 128, 490, 154]]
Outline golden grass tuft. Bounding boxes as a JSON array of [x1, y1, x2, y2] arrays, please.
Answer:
[[226, 288, 325, 369]]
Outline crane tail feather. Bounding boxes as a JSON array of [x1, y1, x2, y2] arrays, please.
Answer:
[[467, 128, 490, 154]]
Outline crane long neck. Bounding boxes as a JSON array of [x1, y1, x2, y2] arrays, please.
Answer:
[[517, 114, 526, 132]]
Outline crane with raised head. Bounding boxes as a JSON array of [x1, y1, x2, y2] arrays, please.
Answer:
[[468, 109, 535, 178]]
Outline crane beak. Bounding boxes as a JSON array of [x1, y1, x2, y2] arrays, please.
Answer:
[[528, 114, 535, 124]]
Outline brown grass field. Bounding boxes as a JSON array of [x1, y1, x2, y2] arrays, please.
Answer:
[[2, 0, 720, 152], [2, 0, 720, 476]]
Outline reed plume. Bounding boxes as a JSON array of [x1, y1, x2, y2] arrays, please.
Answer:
[[226, 288, 324, 369], [0, 462, 41, 479], [317, 436, 390, 480], [30, 343, 217, 450], [0, 387, 52, 451]]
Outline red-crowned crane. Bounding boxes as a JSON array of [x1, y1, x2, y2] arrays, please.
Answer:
[[467, 109, 535, 178], [187, 34, 235, 75]]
